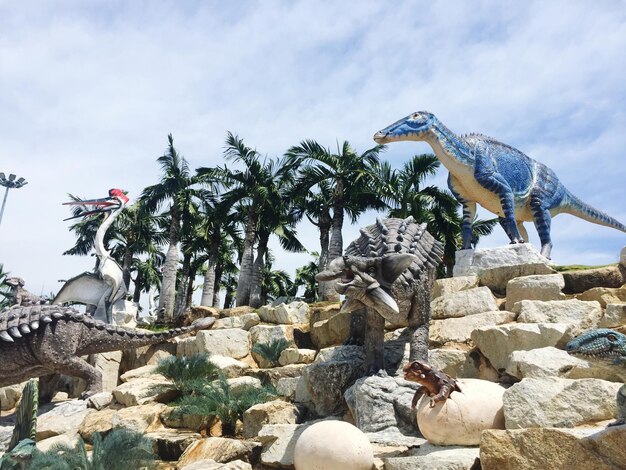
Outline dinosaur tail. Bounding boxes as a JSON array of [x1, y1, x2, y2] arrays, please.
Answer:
[[561, 190, 626, 233]]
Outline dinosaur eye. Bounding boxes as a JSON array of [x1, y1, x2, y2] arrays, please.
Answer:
[[607, 333, 617, 342]]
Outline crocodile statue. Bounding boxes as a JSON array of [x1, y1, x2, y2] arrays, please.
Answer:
[[0, 304, 215, 398], [374, 111, 626, 258], [317, 217, 443, 372], [566, 328, 626, 426]]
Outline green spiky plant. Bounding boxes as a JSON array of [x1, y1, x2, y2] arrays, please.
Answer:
[[0, 379, 39, 470], [156, 352, 219, 394], [251, 338, 293, 367]]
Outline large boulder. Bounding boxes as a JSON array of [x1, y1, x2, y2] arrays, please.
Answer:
[[576, 286, 626, 308], [431, 287, 498, 319], [146, 429, 200, 461], [249, 325, 295, 367], [78, 403, 168, 442], [429, 311, 515, 347], [562, 265, 626, 294], [505, 274, 565, 310], [180, 460, 252, 470], [242, 400, 301, 438], [258, 301, 310, 325], [293, 420, 374, 470], [513, 299, 602, 337], [36, 400, 93, 440], [432, 275, 479, 300], [384, 444, 480, 470], [310, 311, 351, 349], [503, 377, 622, 428], [471, 323, 570, 371], [194, 329, 251, 359], [213, 313, 260, 330], [278, 347, 316, 366], [208, 355, 251, 378], [480, 426, 626, 470], [257, 421, 324, 468], [177, 437, 259, 468], [600, 303, 626, 328], [0, 383, 24, 410]]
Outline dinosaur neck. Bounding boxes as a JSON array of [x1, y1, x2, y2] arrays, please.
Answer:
[[424, 119, 474, 173], [94, 207, 121, 259]]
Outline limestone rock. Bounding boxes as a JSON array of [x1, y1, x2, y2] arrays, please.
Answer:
[[480, 426, 626, 470], [180, 460, 252, 470], [503, 377, 622, 428], [245, 364, 307, 388], [249, 325, 295, 367], [189, 305, 220, 319], [242, 400, 301, 438], [278, 347, 316, 366], [427, 349, 471, 378], [177, 437, 259, 468], [432, 275, 479, 300], [384, 443, 480, 470], [36, 432, 81, 453], [120, 364, 159, 382], [258, 420, 325, 468], [86, 392, 113, 410], [600, 303, 626, 328], [293, 420, 374, 470], [214, 313, 260, 330], [514, 299, 602, 337], [176, 336, 200, 357], [195, 329, 250, 359], [309, 302, 341, 324], [209, 355, 250, 378], [310, 311, 351, 349], [258, 301, 310, 325], [112, 378, 178, 407], [0, 383, 24, 410], [220, 306, 255, 317], [276, 377, 299, 401], [431, 287, 498, 319], [78, 402, 168, 442], [562, 265, 626, 294], [429, 311, 515, 346], [505, 274, 565, 310], [146, 429, 200, 461], [37, 400, 93, 440], [226, 376, 263, 393], [416, 378, 505, 445], [471, 323, 570, 371]]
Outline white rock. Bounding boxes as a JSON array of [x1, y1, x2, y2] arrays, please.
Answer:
[[208, 355, 250, 378], [416, 378, 505, 446], [243, 400, 300, 438], [427, 349, 470, 378], [429, 311, 515, 346], [514, 299, 602, 337], [37, 400, 93, 440], [453, 244, 551, 277], [470, 323, 570, 371], [505, 347, 589, 380], [226, 376, 262, 392], [431, 287, 498, 319], [112, 378, 177, 407], [600, 303, 626, 328], [384, 443, 480, 470], [503, 377, 622, 428], [279, 348, 316, 366], [258, 301, 310, 325], [120, 364, 159, 382], [276, 377, 299, 401], [194, 329, 250, 359], [180, 460, 252, 470], [86, 392, 113, 411], [213, 313, 260, 330], [36, 432, 81, 453], [0, 383, 25, 410], [176, 336, 200, 357], [258, 422, 315, 468], [294, 420, 374, 470], [505, 274, 565, 310], [432, 276, 479, 300]]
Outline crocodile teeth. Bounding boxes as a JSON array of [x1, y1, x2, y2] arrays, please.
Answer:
[[52, 311, 64, 319], [41, 315, 53, 323], [19, 324, 31, 335], [0, 331, 14, 342], [30, 321, 40, 330], [8, 327, 22, 338]]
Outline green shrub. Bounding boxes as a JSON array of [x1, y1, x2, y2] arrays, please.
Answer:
[[156, 353, 220, 394], [251, 338, 292, 367], [175, 375, 277, 436]]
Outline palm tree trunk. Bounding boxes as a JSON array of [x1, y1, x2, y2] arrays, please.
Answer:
[[132, 272, 142, 303], [185, 266, 196, 309], [174, 251, 192, 317], [213, 263, 224, 308], [122, 248, 133, 290], [200, 230, 220, 306], [158, 206, 180, 324], [316, 216, 334, 301], [236, 208, 257, 306], [249, 234, 268, 308], [325, 192, 344, 302]]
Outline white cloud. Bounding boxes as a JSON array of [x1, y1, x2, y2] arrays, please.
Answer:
[[1, 0, 625, 299]]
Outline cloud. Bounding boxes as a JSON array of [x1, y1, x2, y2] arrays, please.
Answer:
[[1, 0, 625, 299]]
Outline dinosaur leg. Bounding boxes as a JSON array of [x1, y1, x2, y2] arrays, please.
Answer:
[[364, 307, 385, 375], [447, 174, 476, 250], [52, 356, 102, 399], [516, 221, 528, 243], [530, 194, 553, 258]]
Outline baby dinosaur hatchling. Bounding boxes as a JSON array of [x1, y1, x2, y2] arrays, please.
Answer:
[[403, 360, 462, 408]]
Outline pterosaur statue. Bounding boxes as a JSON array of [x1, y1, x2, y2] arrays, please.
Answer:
[[53, 188, 129, 323]]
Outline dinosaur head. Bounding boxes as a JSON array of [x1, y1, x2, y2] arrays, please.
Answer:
[[566, 328, 626, 360], [403, 360, 433, 384], [316, 253, 416, 324], [374, 111, 435, 143], [63, 188, 129, 220], [5, 277, 25, 288]]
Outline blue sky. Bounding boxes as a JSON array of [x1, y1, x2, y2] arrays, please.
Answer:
[[1, 1, 625, 299]]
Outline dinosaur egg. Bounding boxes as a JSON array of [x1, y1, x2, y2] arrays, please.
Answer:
[[294, 420, 373, 470], [416, 378, 505, 445]]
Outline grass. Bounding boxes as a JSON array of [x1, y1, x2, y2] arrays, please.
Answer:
[[554, 263, 617, 272]]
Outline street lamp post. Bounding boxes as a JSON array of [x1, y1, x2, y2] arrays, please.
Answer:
[[0, 173, 28, 227]]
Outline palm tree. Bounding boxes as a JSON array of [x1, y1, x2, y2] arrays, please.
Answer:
[[260, 251, 296, 304], [294, 252, 320, 303], [286, 140, 386, 300], [140, 134, 198, 324], [131, 250, 164, 304]]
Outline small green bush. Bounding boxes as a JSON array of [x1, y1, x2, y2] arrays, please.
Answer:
[[156, 353, 220, 394], [251, 338, 293, 367]]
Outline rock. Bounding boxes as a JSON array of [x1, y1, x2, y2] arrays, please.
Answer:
[[293, 420, 374, 470], [189, 305, 220, 319], [120, 364, 160, 382], [480, 426, 626, 470], [70, 351, 122, 396], [176, 336, 200, 357], [245, 364, 307, 388], [429, 311, 515, 346], [78, 402, 168, 442], [279, 347, 316, 366], [432, 275, 479, 300], [258, 301, 310, 325], [427, 349, 471, 378], [431, 287, 498, 319], [208, 355, 250, 378], [214, 313, 260, 330], [249, 325, 295, 367], [505, 274, 565, 310], [514, 299, 602, 337], [384, 443, 480, 470], [147, 429, 200, 461], [600, 303, 626, 328], [226, 376, 263, 393], [416, 378, 505, 445], [503, 377, 622, 428], [471, 323, 570, 371], [310, 311, 351, 349], [86, 392, 113, 410], [562, 265, 626, 294], [309, 302, 341, 324], [220, 306, 255, 317], [112, 378, 178, 407], [302, 346, 366, 416], [258, 420, 325, 468], [36, 432, 81, 453], [177, 437, 259, 468], [180, 460, 252, 470], [242, 400, 301, 438], [194, 329, 250, 359], [162, 407, 208, 432], [576, 286, 626, 308], [37, 400, 93, 440], [276, 377, 299, 401], [0, 383, 24, 410]]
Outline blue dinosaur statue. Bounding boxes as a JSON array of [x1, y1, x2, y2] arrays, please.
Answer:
[[374, 111, 626, 258]]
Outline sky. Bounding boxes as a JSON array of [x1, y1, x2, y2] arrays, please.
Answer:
[[1, 0, 625, 302]]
